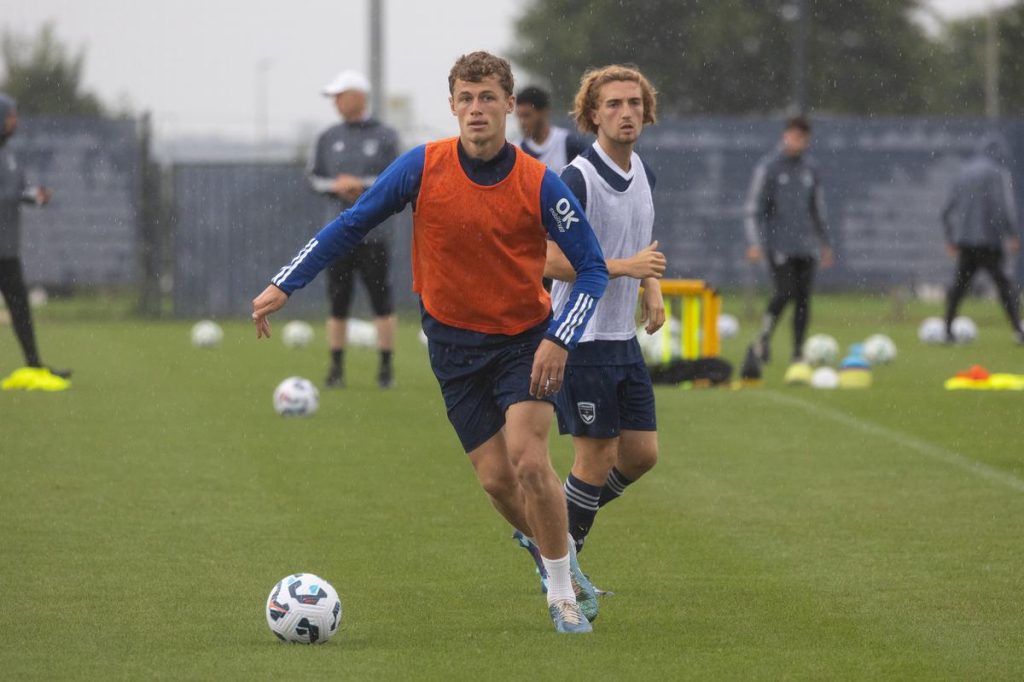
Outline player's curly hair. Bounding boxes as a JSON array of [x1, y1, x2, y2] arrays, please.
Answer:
[[573, 65, 657, 135], [448, 51, 515, 96]]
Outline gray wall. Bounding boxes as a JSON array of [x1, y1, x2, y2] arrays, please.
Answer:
[[171, 162, 412, 318], [170, 118, 1024, 318], [11, 117, 141, 288], [639, 118, 1024, 291]]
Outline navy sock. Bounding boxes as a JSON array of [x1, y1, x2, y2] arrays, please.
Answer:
[[597, 467, 632, 508], [330, 349, 343, 369], [564, 473, 602, 552], [380, 350, 392, 368]]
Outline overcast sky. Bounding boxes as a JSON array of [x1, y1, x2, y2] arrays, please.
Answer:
[[0, 0, 1012, 145]]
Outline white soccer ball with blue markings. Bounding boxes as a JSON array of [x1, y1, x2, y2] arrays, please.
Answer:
[[272, 377, 319, 417], [266, 573, 342, 644], [951, 316, 977, 343], [281, 320, 315, 349], [863, 334, 897, 364], [717, 313, 740, 339], [918, 317, 946, 344], [802, 334, 839, 367], [190, 320, 223, 348]]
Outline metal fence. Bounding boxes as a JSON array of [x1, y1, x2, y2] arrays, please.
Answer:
[[638, 117, 1024, 292], [170, 162, 411, 318], [11, 117, 142, 289]]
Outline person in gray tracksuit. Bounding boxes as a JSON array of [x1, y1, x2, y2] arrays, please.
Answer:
[[0, 93, 67, 376], [941, 135, 1023, 344], [308, 71, 401, 388], [744, 116, 833, 363]]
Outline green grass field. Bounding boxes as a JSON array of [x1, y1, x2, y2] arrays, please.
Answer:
[[2, 294, 1024, 680]]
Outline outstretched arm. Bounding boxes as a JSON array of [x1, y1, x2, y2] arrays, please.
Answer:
[[546, 239, 665, 282]]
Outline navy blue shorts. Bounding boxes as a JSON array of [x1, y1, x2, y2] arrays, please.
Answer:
[[555, 360, 656, 439], [427, 328, 554, 453]]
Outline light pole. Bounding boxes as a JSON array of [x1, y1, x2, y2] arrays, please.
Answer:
[[368, 0, 385, 121]]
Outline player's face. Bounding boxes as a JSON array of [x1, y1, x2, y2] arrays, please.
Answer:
[[515, 103, 546, 139], [334, 91, 368, 122], [450, 76, 513, 147], [782, 128, 810, 156], [590, 80, 645, 146]]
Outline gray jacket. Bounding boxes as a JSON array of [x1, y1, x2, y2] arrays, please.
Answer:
[[307, 118, 399, 244], [941, 139, 1018, 247], [0, 94, 38, 259], [744, 149, 831, 258]]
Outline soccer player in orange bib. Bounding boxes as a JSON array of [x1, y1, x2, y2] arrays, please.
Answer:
[[252, 52, 608, 633]]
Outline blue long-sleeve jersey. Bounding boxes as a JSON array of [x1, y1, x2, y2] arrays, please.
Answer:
[[271, 140, 608, 349]]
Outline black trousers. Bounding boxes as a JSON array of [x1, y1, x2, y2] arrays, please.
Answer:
[[325, 242, 394, 319], [765, 255, 816, 355], [0, 257, 41, 367], [945, 246, 1021, 334]]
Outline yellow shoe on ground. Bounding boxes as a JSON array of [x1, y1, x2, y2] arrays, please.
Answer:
[[1, 367, 71, 391]]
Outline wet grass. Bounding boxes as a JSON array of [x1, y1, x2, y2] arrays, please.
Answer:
[[2, 294, 1023, 680]]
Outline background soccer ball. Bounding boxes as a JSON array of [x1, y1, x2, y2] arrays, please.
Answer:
[[717, 313, 740, 339], [347, 318, 378, 348], [863, 334, 897, 364], [802, 334, 839, 367], [918, 317, 946, 344], [951, 316, 977, 343], [811, 366, 839, 389], [272, 377, 319, 417], [190, 320, 223, 348], [266, 573, 342, 644], [639, 318, 681, 365], [281, 320, 315, 349]]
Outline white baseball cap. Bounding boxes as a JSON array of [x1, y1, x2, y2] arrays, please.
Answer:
[[322, 70, 371, 96]]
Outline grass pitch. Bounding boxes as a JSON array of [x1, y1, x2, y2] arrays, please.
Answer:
[[2, 294, 1023, 680]]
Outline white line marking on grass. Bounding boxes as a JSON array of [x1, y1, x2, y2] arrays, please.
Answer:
[[758, 389, 1024, 494]]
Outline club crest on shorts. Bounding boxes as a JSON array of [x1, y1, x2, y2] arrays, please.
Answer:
[[577, 401, 596, 425]]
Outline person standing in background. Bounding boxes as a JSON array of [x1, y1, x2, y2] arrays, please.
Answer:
[[0, 92, 70, 391], [941, 135, 1023, 344], [308, 71, 401, 388], [744, 116, 833, 364]]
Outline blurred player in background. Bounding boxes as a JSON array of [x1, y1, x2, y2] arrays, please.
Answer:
[[516, 85, 590, 292], [522, 66, 664, 596], [0, 92, 69, 391], [515, 85, 588, 172], [744, 116, 833, 364], [941, 134, 1023, 344], [253, 52, 608, 633], [308, 71, 401, 388]]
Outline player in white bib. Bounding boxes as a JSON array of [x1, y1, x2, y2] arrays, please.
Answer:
[[513, 65, 665, 591]]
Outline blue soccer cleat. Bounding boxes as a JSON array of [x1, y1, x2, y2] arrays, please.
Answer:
[[512, 530, 549, 594], [548, 599, 592, 634], [568, 540, 599, 623]]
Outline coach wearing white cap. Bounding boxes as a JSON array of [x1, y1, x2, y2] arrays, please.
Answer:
[[308, 70, 401, 389]]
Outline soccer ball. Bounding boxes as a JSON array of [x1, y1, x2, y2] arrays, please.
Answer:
[[918, 317, 946, 344], [810, 366, 839, 389], [191, 320, 223, 348], [266, 573, 342, 644], [639, 318, 681, 365], [347, 318, 378, 348], [273, 377, 319, 417], [802, 334, 839, 367], [282, 320, 315, 349], [717, 313, 740, 339], [951, 316, 977, 343], [863, 334, 897, 364]]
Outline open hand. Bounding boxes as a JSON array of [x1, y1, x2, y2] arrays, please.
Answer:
[[251, 284, 288, 338]]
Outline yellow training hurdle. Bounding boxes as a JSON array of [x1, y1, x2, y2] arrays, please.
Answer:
[[648, 279, 721, 363]]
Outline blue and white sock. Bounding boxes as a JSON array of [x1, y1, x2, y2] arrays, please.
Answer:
[[597, 467, 632, 507], [564, 473, 602, 552]]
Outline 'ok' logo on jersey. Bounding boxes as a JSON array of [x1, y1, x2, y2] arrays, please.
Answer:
[[549, 197, 580, 233]]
